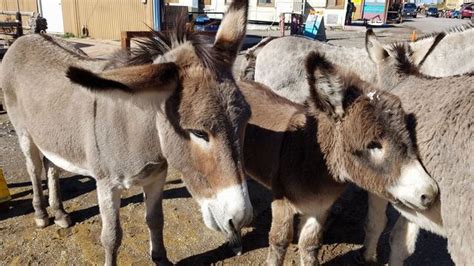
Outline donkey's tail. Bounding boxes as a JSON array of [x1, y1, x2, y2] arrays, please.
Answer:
[[239, 36, 276, 81]]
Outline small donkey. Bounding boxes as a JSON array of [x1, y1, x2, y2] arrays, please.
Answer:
[[1, 0, 253, 264], [363, 29, 473, 266], [237, 51, 439, 265]]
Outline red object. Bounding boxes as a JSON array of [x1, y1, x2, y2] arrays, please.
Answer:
[[460, 4, 473, 18]]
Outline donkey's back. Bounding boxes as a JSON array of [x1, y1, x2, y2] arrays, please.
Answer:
[[2, 34, 163, 181], [253, 36, 374, 103]]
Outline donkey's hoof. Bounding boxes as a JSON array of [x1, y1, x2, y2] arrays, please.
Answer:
[[232, 245, 243, 256], [34, 217, 50, 228], [54, 215, 72, 228], [152, 257, 172, 266]]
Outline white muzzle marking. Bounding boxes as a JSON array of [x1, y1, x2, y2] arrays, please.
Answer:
[[199, 183, 253, 235], [388, 160, 438, 210]]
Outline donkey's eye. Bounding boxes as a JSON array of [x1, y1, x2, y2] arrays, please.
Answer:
[[367, 141, 382, 150], [189, 130, 209, 142]]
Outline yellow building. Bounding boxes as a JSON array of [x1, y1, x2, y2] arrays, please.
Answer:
[[445, 0, 464, 9], [1, 0, 156, 40]]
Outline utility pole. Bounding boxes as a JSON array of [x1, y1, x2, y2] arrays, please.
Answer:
[[15, 0, 23, 37]]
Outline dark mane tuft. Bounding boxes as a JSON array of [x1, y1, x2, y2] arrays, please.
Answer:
[[389, 43, 418, 75], [416, 22, 473, 41], [107, 16, 229, 76]]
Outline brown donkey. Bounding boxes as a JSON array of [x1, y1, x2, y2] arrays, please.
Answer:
[[1, 0, 252, 264], [237, 52, 439, 265]]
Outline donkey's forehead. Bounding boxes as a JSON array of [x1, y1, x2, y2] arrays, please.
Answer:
[[154, 42, 198, 66], [155, 41, 227, 77], [350, 90, 405, 127], [179, 81, 250, 131]]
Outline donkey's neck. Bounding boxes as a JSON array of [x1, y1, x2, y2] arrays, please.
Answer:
[[279, 115, 332, 180], [239, 81, 346, 199]]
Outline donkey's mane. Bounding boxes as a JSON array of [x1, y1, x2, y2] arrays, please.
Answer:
[[385, 23, 472, 51], [388, 43, 419, 75], [388, 30, 446, 77], [387, 41, 473, 79], [415, 22, 473, 41], [108, 16, 227, 74], [39, 33, 97, 61]]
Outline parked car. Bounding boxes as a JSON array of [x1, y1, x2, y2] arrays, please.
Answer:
[[460, 4, 473, 19], [402, 3, 418, 18], [451, 10, 461, 18], [426, 7, 439, 17], [193, 15, 220, 32], [447, 9, 455, 17]]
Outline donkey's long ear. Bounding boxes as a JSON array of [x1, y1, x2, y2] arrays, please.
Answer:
[[66, 63, 179, 108], [305, 52, 361, 119], [214, 0, 248, 65], [67, 63, 178, 93], [409, 32, 446, 66], [366, 29, 389, 63]]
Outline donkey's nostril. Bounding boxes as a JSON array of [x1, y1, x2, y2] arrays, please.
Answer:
[[421, 194, 433, 207]]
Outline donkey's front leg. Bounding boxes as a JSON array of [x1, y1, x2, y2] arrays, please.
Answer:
[[362, 193, 388, 263], [97, 180, 122, 266], [143, 170, 170, 265], [267, 199, 295, 266], [298, 212, 328, 266], [389, 217, 419, 266], [43, 157, 71, 228]]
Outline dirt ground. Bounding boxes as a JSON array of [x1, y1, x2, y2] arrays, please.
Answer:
[[0, 26, 455, 265]]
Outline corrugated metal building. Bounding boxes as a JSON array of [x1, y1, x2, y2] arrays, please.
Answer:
[[0, 0, 38, 25], [0, 0, 156, 40], [61, 0, 154, 40]]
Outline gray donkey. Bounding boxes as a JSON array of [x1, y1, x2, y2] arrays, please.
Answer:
[[243, 23, 473, 103], [241, 24, 473, 264], [364, 29, 473, 266], [236, 51, 439, 265], [1, 0, 253, 264]]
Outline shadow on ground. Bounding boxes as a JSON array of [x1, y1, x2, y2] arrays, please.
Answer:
[[0, 175, 192, 223], [0, 173, 454, 265]]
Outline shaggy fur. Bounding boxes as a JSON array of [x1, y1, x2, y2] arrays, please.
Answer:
[[238, 52, 436, 265], [240, 26, 472, 264], [391, 74, 473, 265], [364, 30, 474, 265], [1, 0, 253, 264]]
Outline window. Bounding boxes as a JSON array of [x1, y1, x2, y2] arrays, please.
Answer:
[[326, 0, 344, 9], [257, 0, 274, 7]]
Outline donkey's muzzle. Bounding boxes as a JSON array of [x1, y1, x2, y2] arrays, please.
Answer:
[[388, 160, 439, 210]]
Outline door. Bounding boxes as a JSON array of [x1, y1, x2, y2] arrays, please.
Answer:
[[40, 0, 64, 34]]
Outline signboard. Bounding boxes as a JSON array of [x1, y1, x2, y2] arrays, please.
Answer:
[[353, 0, 363, 20], [362, 0, 386, 23], [304, 14, 326, 41]]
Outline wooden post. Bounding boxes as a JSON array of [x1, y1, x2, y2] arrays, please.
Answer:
[[411, 30, 417, 41], [121, 31, 131, 50], [279, 13, 285, 37]]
